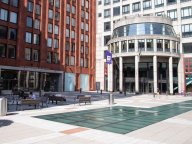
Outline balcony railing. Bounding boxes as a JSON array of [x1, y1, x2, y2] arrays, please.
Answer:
[[165, 48, 170, 52], [128, 48, 135, 52], [155, 3, 164, 8], [157, 48, 163, 51], [121, 49, 127, 52], [147, 48, 153, 51]]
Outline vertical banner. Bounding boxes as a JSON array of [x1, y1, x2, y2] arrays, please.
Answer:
[[106, 51, 112, 64]]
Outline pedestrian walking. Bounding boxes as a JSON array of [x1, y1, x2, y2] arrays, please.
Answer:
[[156, 88, 161, 98]]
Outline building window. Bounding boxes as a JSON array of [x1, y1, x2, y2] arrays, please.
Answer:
[[65, 55, 69, 65], [104, 0, 110, 5], [183, 43, 192, 53], [54, 39, 59, 49], [81, 10, 84, 18], [71, 56, 74, 66], [10, 12, 17, 23], [155, 11, 164, 16], [81, 0, 84, 6], [11, 0, 18, 7], [72, 18, 75, 27], [66, 41, 69, 51], [26, 32, 32, 43], [86, 12, 89, 20], [167, 9, 177, 21], [48, 23, 52, 33], [47, 52, 52, 63], [98, 1, 102, 5], [113, 7, 120, 16], [86, 23, 89, 31], [104, 35, 110, 46], [47, 37, 52, 47], [86, 47, 89, 55], [56, 0, 60, 8], [67, 3, 70, 12], [81, 45, 84, 54], [98, 13, 102, 17], [81, 34, 84, 41], [157, 39, 163, 50], [182, 23, 192, 38], [8, 45, 16, 59], [104, 9, 110, 18], [155, 0, 164, 8], [27, 1, 33, 12], [0, 26, 7, 39], [129, 40, 135, 51], [164, 40, 170, 52], [49, 0, 53, 5], [34, 34, 40, 45], [66, 29, 69, 37], [121, 41, 127, 52], [85, 58, 88, 68], [72, 6, 75, 14], [81, 22, 84, 30], [25, 48, 31, 60], [35, 4, 41, 15], [143, 0, 151, 10], [55, 25, 59, 35], [133, 2, 140, 12], [49, 9, 53, 19], [147, 39, 153, 51], [66, 16, 70, 25], [0, 9, 8, 21], [71, 43, 75, 52], [86, 35, 89, 43], [181, 6, 192, 20], [122, 5, 130, 14], [104, 22, 111, 32], [34, 19, 40, 30], [1, 0, 9, 4], [54, 53, 58, 64], [113, 0, 120, 3], [33, 49, 39, 61], [27, 17, 32, 28], [0, 43, 6, 58], [55, 12, 59, 21], [9, 28, 17, 41], [167, 0, 176, 5], [86, 0, 89, 9], [81, 58, 84, 67], [71, 30, 75, 39]]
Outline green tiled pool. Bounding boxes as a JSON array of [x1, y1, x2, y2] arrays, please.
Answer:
[[35, 100, 192, 134]]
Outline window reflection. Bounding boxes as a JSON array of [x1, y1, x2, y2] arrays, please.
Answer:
[[112, 23, 177, 38]]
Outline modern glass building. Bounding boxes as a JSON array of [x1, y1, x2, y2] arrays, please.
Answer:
[[96, 0, 192, 94]]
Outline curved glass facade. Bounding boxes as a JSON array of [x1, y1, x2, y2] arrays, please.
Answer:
[[112, 23, 177, 38]]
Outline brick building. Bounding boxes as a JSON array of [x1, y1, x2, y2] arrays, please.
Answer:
[[0, 0, 96, 92]]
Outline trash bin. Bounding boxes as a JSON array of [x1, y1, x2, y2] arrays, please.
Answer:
[[39, 90, 44, 97], [109, 94, 114, 105], [0, 97, 7, 116]]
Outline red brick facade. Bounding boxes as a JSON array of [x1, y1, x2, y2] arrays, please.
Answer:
[[0, 0, 96, 91]]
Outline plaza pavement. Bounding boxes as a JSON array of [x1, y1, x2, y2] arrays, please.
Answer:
[[1, 91, 192, 144]]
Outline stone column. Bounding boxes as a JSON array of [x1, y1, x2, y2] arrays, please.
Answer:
[[135, 39, 138, 52], [127, 40, 129, 52], [170, 40, 173, 53], [169, 57, 173, 94], [119, 41, 121, 53], [145, 39, 147, 51], [119, 57, 123, 92], [179, 42, 182, 54], [108, 61, 113, 92], [154, 39, 157, 52], [163, 39, 165, 52], [153, 56, 157, 93], [135, 56, 139, 93], [178, 57, 184, 93]]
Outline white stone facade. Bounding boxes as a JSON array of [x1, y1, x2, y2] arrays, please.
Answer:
[[96, 0, 192, 93]]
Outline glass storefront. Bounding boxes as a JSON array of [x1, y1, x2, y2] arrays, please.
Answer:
[[65, 73, 75, 91], [80, 74, 89, 91], [186, 74, 192, 92], [0, 69, 60, 92]]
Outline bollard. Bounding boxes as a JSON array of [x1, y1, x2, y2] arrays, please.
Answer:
[[153, 93, 155, 98], [97, 90, 98, 93], [124, 89, 126, 96], [80, 88, 82, 93], [101, 89, 102, 95], [166, 91, 168, 96]]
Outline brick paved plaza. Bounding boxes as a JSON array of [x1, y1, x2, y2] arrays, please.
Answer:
[[1, 92, 192, 144]]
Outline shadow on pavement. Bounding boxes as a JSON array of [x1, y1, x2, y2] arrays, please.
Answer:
[[0, 119, 14, 128]]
